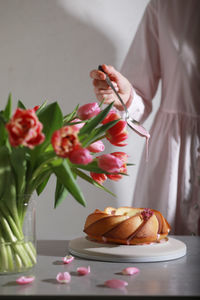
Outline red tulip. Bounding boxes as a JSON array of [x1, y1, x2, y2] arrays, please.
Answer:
[[77, 102, 100, 120], [33, 105, 40, 112], [6, 108, 45, 149], [101, 109, 117, 125], [51, 126, 80, 158], [90, 172, 107, 184], [102, 110, 128, 146]]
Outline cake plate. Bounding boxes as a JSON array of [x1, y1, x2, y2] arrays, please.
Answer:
[[68, 236, 187, 262]]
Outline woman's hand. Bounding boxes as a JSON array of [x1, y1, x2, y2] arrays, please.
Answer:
[[90, 64, 133, 111]]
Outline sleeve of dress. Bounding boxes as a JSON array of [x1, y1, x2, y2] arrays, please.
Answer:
[[120, 0, 161, 124]]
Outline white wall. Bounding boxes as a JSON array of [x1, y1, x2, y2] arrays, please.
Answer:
[[0, 0, 160, 240]]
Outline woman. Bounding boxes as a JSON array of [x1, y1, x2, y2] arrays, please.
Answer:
[[90, 0, 200, 235]]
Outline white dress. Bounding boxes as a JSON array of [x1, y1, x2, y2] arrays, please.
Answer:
[[121, 0, 200, 235]]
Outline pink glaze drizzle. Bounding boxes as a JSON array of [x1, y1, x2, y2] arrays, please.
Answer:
[[141, 208, 154, 221], [127, 119, 150, 162]]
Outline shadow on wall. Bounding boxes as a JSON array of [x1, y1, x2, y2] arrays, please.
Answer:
[[0, 0, 117, 111]]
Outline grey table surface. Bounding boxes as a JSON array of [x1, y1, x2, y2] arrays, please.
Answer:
[[0, 235, 200, 299]]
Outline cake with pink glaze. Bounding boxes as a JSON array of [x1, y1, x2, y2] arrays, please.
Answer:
[[83, 206, 171, 245]]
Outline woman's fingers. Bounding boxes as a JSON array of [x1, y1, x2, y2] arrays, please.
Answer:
[[90, 69, 106, 80], [90, 64, 133, 111], [93, 77, 118, 88]]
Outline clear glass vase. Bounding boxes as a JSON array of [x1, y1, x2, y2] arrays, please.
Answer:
[[0, 194, 37, 274]]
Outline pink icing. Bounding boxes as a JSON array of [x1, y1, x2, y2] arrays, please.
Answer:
[[127, 119, 150, 162], [141, 208, 154, 221]]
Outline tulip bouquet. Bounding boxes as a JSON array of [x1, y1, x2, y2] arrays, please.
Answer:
[[0, 94, 130, 273]]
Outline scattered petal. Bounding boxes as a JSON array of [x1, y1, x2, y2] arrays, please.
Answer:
[[104, 279, 128, 289], [122, 267, 140, 275], [56, 272, 71, 284], [16, 276, 35, 285], [62, 255, 74, 264], [77, 266, 90, 275]]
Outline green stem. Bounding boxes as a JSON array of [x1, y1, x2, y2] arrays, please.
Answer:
[[0, 217, 17, 242], [0, 204, 23, 239], [6, 245, 14, 271], [0, 228, 9, 271], [15, 253, 23, 270], [24, 242, 37, 264], [0, 205, 36, 273]]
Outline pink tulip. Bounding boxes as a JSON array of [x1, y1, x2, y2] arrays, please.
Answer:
[[107, 152, 128, 181], [71, 118, 84, 131], [77, 102, 100, 120], [122, 267, 140, 275], [97, 154, 123, 173], [16, 276, 35, 285], [104, 279, 128, 289], [77, 266, 90, 276], [56, 272, 71, 284], [62, 255, 74, 264], [87, 141, 105, 153], [68, 148, 93, 165]]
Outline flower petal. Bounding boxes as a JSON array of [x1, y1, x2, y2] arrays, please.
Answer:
[[122, 267, 140, 275], [16, 276, 35, 285], [104, 279, 128, 289], [56, 272, 71, 284], [77, 266, 90, 275], [62, 255, 74, 264]]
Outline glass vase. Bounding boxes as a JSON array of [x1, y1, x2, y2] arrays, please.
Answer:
[[0, 194, 37, 274]]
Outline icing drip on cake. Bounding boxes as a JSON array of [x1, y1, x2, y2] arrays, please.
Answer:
[[141, 209, 154, 221]]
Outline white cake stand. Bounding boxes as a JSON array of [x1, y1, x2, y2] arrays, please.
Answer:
[[68, 236, 187, 262]]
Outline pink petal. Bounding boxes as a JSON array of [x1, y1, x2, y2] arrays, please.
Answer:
[[77, 266, 90, 275], [122, 267, 140, 275], [104, 279, 128, 289], [62, 255, 74, 264], [16, 276, 35, 285], [56, 272, 71, 284]]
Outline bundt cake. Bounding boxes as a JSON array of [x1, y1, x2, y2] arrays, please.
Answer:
[[83, 206, 171, 245]]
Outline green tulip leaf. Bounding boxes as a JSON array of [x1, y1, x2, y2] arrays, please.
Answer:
[[54, 179, 68, 208], [37, 102, 63, 150], [52, 159, 86, 207], [4, 93, 12, 120], [10, 147, 27, 196], [73, 168, 116, 197], [17, 100, 26, 110]]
